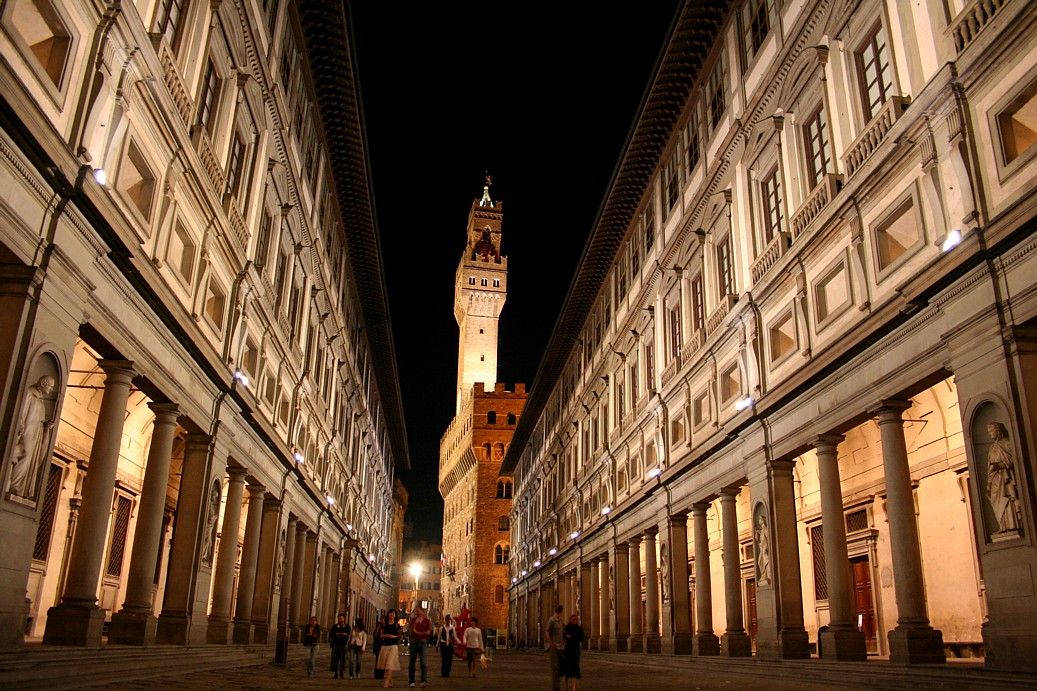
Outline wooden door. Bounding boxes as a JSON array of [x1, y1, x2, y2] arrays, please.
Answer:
[[850, 556, 877, 653], [745, 578, 758, 648]]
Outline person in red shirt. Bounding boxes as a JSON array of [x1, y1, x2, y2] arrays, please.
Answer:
[[408, 607, 433, 687]]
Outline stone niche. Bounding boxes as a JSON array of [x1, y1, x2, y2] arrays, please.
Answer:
[[4, 351, 62, 509], [970, 401, 1024, 543]]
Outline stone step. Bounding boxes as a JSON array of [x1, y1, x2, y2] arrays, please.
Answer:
[[0, 644, 271, 688], [582, 652, 1033, 689]]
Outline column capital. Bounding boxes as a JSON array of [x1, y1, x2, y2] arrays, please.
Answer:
[[227, 466, 249, 482], [628, 537, 641, 549], [295, 521, 309, 535], [814, 433, 844, 452], [691, 501, 711, 515], [246, 483, 266, 497], [642, 527, 658, 541], [667, 511, 689, 527], [871, 398, 913, 420], [767, 457, 797, 477], [97, 358, 136, 382], [719, 486, 741, 500], [613, 540, 629, 554], [286, 514, 298, 527], [263, 495, 281, 508], [184, 431, 212, 453], [147, 401, 180, 423]]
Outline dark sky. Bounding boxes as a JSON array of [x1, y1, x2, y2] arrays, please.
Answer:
[[350, 2, 681, 549]]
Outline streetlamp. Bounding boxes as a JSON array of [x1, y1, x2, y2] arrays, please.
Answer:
[[409, 562, 422, 612]]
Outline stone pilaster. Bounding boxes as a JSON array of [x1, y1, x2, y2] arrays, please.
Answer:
[[232, 483, 266, 643], [628, 538, 643, 652], [691, 502, 719, 656], [666, 513, 693, 654], [719, 489, 751, 656], [250, 496, 282, 643], [612, 542, 630, 652], [207, 467, 247, 643], [288, 522, 307, 642], [643, 530, 661, 653]]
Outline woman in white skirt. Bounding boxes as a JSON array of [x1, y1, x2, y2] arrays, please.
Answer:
[[376, 608, 402, 687]]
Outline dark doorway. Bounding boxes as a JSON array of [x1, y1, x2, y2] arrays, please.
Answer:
[[745, 578, 758, 650], [851, 556, 877, 653]]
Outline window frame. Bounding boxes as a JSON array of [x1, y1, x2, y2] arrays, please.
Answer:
[[812, 252, 853, 332], [869, 185, 925, 281], [854, 20, 895, 124], [766, 304, 798, 366], [802, 104, 832, 191]]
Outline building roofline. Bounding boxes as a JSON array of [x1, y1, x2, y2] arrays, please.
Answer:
[[298, 0, 410, 470], [499, 0, 730, 475]]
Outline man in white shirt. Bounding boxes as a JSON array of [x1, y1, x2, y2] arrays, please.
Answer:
[[463, 617, 484, 679], [545, 604, 564, 690]]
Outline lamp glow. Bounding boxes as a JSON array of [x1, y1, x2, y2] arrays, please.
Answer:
[[232, 369, 250, 387], [326, 495, 335, 506], [942, 229, 962, 252], [346, 523, 353, 532], [368, 554, 375, 562], [570, 530, 580, 540], [512, 577, 517, 584], [735, 396, 754, 412], [409, 562, 422, 578], [293, 451, 304, 464], [548, 547, 558, 556], [647, 467, 661, 479], [92, 168, 107, 186], [601, 505, 612, 516], [521, 569, 528, 576]]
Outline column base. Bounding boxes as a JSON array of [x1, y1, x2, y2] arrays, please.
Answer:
[[108, 609, 157, 645], [643, 634, 661, 653], [776, 627, 810, 659], [628, 634, 643, 653], [672, 632, 693, 655], [42, 603, 105, 647], [156, 611, 206, 646], [206, 617, 232, 644], [0, 607, 28, 649], [252, 621, 271, 644], [888, 625, 946, 665], [599, 636, 612, 652], [721, 631, 752, 657], [819, 626, 867, 661], [232, 619, 254, 644], [693, 632, 720, 656], [614, 634, 629, 652]]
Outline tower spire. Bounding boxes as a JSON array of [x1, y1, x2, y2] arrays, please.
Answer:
[[479, 173, 493, 207]]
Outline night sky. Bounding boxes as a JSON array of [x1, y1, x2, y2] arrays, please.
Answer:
[[350, 2, 681, 549]]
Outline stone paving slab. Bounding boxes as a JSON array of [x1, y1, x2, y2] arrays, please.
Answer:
[[97, 648, 837, 690]]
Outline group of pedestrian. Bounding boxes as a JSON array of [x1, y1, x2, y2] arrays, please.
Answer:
[[299, 607, 490, 687], [300, 614, 368, 679], [545, 605, 585, 691]]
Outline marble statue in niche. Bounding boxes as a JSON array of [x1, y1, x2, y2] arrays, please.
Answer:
[[659, 541, 669, 604], [6, 373, 58, 502], [274, 527, 286, 591], [201, 480, 221, 565], [754, 505, 771, 586], [985, 422, 1022, 538]]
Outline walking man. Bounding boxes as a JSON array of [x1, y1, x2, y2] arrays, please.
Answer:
[[545, 604, 564, 691], [408, 606, 433, 687]]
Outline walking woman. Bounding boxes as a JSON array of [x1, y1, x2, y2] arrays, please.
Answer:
[[436, 614, 458, 677], [348, 618, 367, 679], [373, 614, 385, 679], [302, 615, 322, 679], [561, 614, 585, 690], [376, 609, 402, 688]]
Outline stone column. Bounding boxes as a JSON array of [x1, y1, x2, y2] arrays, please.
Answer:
[[232, 483, 265, 643], [613, 543, 630, 652], [719, 489, 751, 656], [207, 467, 247, 643], [875, 401, 945, 663], [598, 554, 610, 651], [251, 497, 282, 643], [666, 513, 693, 654], [815, 434, 866, 660], [289, 524, 307, 642], [44, 360, 135, 646], [644, 530, 661, 653], [628, 538, 643, 652], [589, 558, 601, 648], [156, 432, 217, 645], [279, 516, 298, 628], [109, 402, 179, 645], [301, 532, 318, 621], [579, 561, 592, 650], [691, 502, 720, 655]]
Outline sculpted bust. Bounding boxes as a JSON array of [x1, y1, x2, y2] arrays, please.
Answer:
[[7, 375, 58, 501]]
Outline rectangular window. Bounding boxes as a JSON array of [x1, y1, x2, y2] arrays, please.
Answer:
[[741, 0, 776, 66], [857, 23, 894, 122], [616, 249, 628, 302], [693, 390, 710, 426], [119, 141, 156, 222], [768, 310, 796, 363], [665, 152, 681, 211], [644, 342, 654, 390], [615, 376, 625, 423], [263, 0, 279, 34], [630, 237, 640, 277], [643, 207, 655, 254], [629, 360, 638, 409], [205, 279, 227, 332], [32, 464, 62, 561], [815, 261, 850, 323], [106, 495, 133, 578], [197, 61, 220, 133], [280, 32, 295, 90], [685, 111, 700, 175], [255, 209, 273, 269], [760, 168, 783, 245], [721, 363, 741, 402], [873, 196, 919, 272], [706, 51, 727, 130], [717, 233, 735, 298], [273, 247, 289, 308], [668, 303, 681, 361], [997, 81, 1037, 165], [156, 0, 187, 49], [225, 132, 247, 198], [691, 274, 705, 332], [803, 107, 831, 190]]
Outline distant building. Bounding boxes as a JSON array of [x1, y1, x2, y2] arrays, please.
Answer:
[[390, 479, 409, 616], [439, 180, 526, 639], [398, 541, 444, 620]]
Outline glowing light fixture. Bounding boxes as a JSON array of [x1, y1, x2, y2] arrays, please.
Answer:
[[368, 554, 375, 562], [533, 559, 542, 568], [601, 505, 612, 516], [232, 369, 250, 387], [942, 229, 962, 252], [647, 467, 662, 479], [346, 523, 354, 532], [326, 495, 335, 506], [735, 396, 754, 412], [92, 168, 107, 186], [293, 451, 304, 464], [512, 577, 518, 584], [521, 569, 528, 577], [548, 547, 558, 556], [570, 530, 580, 540], [409, 562, 423, 578]]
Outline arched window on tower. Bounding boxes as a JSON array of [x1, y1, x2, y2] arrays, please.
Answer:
[[506, 413, 516, 425], [494, 543, 509, 564], [496, 479, 512, 499], [487, 411, 497, 424]]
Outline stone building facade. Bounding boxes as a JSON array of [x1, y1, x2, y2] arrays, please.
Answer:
[[0, 0, 408, 648], [439, 185, 525, 638], [504, 0, 1037, 673]]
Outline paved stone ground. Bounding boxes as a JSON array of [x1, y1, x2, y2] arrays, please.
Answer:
[[103, 647, 834, 690]]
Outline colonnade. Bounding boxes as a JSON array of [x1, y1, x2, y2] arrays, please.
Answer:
[[37, 355, 365, 648], [512, 399, 945, 665]]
